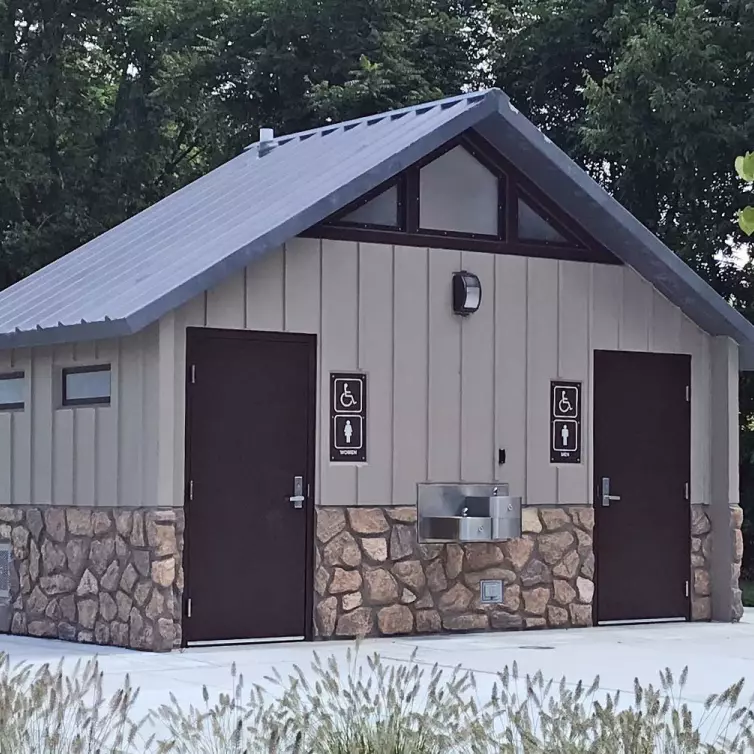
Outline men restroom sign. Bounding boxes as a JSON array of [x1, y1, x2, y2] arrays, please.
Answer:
[[550, 381, 581, 463], [330, 373, 368, 463]]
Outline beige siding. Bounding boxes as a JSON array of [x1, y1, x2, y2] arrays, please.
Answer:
[[358, 243, 394, 504], [392, 246, 429, 501], [0, 326, 160, 506], [163, 239, 714, 507], [0, 241, 716, 510]]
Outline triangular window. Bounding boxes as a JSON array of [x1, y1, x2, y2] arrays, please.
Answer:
[[340, 184, 399, 228], [517, 198, 567, 244], [419, 146, 499, 236]]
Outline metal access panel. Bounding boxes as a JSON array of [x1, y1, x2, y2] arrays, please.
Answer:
[[0, 543, 11, 603]]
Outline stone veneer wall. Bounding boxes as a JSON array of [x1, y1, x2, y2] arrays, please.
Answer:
[[690, 505, 712, 620], [314, 506, 595, 638], [0, 506, 184, 651], [690, 504, 744, 622], [731, 504, 744, 621]]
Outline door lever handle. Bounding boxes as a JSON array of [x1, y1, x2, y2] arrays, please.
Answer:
[[600, 477, 621, 507], [289, 476, 305, 509]]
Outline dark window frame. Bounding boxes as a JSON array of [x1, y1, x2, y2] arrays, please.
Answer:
[[62, 364, 111, 407], [308, 129, 619, 265], [0, 371, 25, 411]]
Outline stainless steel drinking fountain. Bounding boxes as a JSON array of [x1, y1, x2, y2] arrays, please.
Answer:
[[417, 483, 522, 543]]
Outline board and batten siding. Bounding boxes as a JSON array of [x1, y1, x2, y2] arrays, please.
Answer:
[[164, 237, 713, 508], [0, 238, 713, 509], [0, 326, 160, 507]]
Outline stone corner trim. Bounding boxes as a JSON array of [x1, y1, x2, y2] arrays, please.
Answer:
[[690, 504, 712, 621], [313, 505, 595, 639], [0, 505, 184, 652], [731, 504, 744, 622]]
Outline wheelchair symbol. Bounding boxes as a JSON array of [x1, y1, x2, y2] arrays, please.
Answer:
[[334, 378, 363, 413], [552, 385, 578, 419], [558, 391, 572, 415], [340, 384, 357, 409]]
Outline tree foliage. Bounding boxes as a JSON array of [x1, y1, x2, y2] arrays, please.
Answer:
[[0, 0, 484, 287], [738, 152, 754, 236]]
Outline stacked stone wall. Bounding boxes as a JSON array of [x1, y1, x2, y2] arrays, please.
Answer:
[[689, 504, 744, 622], [314, 505, 595, 638], [690, 505, 712, 620], [731, 504, 744, 621], [0, 506, 184, 651]]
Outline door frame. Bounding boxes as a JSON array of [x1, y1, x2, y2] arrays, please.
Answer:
[[591, 349, 691, 626], [181, 327, 318, 646]]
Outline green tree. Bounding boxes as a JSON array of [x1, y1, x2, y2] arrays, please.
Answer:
[[0, 0, 483, 287], [738, 152, 754, 236]]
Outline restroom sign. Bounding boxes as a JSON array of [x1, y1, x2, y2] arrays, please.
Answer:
[[550, 381, 581, 463], [330, 373, 367, 463]]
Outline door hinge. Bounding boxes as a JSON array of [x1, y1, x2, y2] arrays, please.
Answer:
[[190, 364, 196, 384], [189, 480, 194, 501], [684, 482, 689, 501], [685, 580, 689, 598], [187, 597, 192, 618], [685, 385, 690, 402]]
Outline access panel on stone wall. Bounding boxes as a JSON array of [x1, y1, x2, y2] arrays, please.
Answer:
[[330, 373, 367, 463]]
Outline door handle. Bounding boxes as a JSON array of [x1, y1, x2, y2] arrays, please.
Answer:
[[601, 477, 621, 508], [289, 476, 305, 509]]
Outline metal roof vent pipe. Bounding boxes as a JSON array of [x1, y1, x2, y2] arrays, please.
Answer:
[[258, 127, 276, 157]]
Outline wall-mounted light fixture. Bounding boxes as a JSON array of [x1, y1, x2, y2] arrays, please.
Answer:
[[452, 270, 482, 316]]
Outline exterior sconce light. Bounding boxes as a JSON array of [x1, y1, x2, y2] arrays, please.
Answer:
[[452, 271, 482, 316]]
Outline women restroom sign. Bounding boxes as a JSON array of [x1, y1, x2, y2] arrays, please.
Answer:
[[330, 373, 368, 463], [550, 381, 581, 463]]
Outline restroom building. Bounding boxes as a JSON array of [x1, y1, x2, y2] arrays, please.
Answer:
[[0, 88, 748, 650]]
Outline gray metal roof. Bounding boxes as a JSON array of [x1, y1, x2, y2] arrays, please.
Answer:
[[1, 87, 753, 367]]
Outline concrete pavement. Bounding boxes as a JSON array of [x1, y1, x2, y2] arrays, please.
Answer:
[[2, 613, 754, 739]]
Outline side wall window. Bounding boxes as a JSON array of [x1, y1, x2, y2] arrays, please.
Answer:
[[0, 372, 24, 410], [62, 365, 111, 407]]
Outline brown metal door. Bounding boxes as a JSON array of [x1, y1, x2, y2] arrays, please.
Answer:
[[183, 328, 316, 644], [593, 350, 690, 623]]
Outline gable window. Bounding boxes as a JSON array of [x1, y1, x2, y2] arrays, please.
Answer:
[[518, 197, 567, 244], [62, 365, 111, 407], [340, 184, 400, 228], [419, 146, 499, 236], [312, 130, 617, 265], [0, 372, 24, 410]]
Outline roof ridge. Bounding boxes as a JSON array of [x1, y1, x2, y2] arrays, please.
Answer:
[[244, 88, 498, 150]]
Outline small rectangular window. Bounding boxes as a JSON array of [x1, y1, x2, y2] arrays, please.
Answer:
[[0, 372, 24, 410], [62, 365, 111, 407]]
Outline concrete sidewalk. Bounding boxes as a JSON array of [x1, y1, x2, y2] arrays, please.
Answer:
[[2, 614, 754, 723]]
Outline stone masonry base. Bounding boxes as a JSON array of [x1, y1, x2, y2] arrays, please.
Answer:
[[689, 504, 743, 622], [0, 501, 739, 651], [731, 504, 744, 621], [314, 506, 595, 638], [691, 505, 713, 619], [0, 506, 184, 651]]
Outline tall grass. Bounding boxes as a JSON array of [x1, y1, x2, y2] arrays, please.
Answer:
[[1, 648, 753, 753], [0, 653, 148, 753]]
